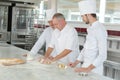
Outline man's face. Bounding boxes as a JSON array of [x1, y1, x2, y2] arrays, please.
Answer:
[[48, 20, 55, 29], [52, 18, 62, 30], [81, 15, 89, 24]]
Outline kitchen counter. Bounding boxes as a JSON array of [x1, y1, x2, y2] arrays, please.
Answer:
[[0, 43, 113, 80], [0, 43, 28, 60]]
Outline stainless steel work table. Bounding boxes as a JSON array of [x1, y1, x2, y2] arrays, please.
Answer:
[[0, 43, 113, 80]]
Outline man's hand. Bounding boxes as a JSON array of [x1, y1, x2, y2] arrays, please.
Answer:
[[22, 54, 27, 57], [68, 62, 77, 67], [42, 58, 52, 64], [74, 64, 95, 73], [38, 56, 52, 64], [48, 56, 54, 60], [74, 67, 91, 73], [68, 60, 80, 68], [26, 54, 35, 61]]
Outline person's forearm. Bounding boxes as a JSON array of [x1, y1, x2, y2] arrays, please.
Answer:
[[87, 64, 95, 71], [74, 60, 80, 65], [52, 49, 72, 62], [44, 47, 53, 58]]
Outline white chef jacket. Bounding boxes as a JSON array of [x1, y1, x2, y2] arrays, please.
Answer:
[[30, 27, 55, 56], [77, 21, 108, 75], [49, 24, 80, 64]]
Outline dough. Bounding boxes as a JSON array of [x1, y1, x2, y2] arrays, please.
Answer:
[[79, 72, 88, 76], [0, 58, 25, 66], [58, 63, 67, 69], [39, 58, 51, 64]]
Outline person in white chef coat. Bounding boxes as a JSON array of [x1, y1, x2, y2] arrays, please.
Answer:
[[68, 0, 108, 75], [42, 13, 79, 64], [25, 9, 56, 60]]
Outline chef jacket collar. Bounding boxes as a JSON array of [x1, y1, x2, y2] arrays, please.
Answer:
[[89, 21, 99, 29], [60, 24, 70, 34]]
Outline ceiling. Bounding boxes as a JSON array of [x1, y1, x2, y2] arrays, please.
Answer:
[[57, 0, 120, 11]]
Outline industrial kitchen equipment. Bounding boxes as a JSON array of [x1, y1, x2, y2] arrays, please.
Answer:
[[0, 2, 11, 43], [10, 3, 37, 50]]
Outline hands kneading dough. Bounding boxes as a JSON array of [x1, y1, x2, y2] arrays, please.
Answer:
[[39, 58, 51, 64]]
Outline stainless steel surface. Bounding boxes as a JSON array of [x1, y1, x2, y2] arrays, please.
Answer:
[[0, 2, 11, 6], [104, 60, 120, 80], [15, 3, 36, 8], [9, 0, 41, 3], [104, 60, 120, 70], [104, 36, 120, 80], [0, 32, 8, 42], [107, 36, 120, 63], [0, 3, 10, 42], [11, 33, 37, 50], [0, 5, 8, 32], [11, 4, 37, 50]]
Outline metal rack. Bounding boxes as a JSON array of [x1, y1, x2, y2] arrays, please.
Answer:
[[104, 36, 120, 80], [24, 34, 37, 50], [104, 60, 120, 80]]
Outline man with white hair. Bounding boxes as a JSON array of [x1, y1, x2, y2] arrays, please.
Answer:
[[25, 9, 56, 60], [43, 13, 79, 64], [69, 0, 108, 75]]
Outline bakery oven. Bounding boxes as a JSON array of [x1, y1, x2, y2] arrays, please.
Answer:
[[0, 2, 11, 42], [10, 3, 37, 50]]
